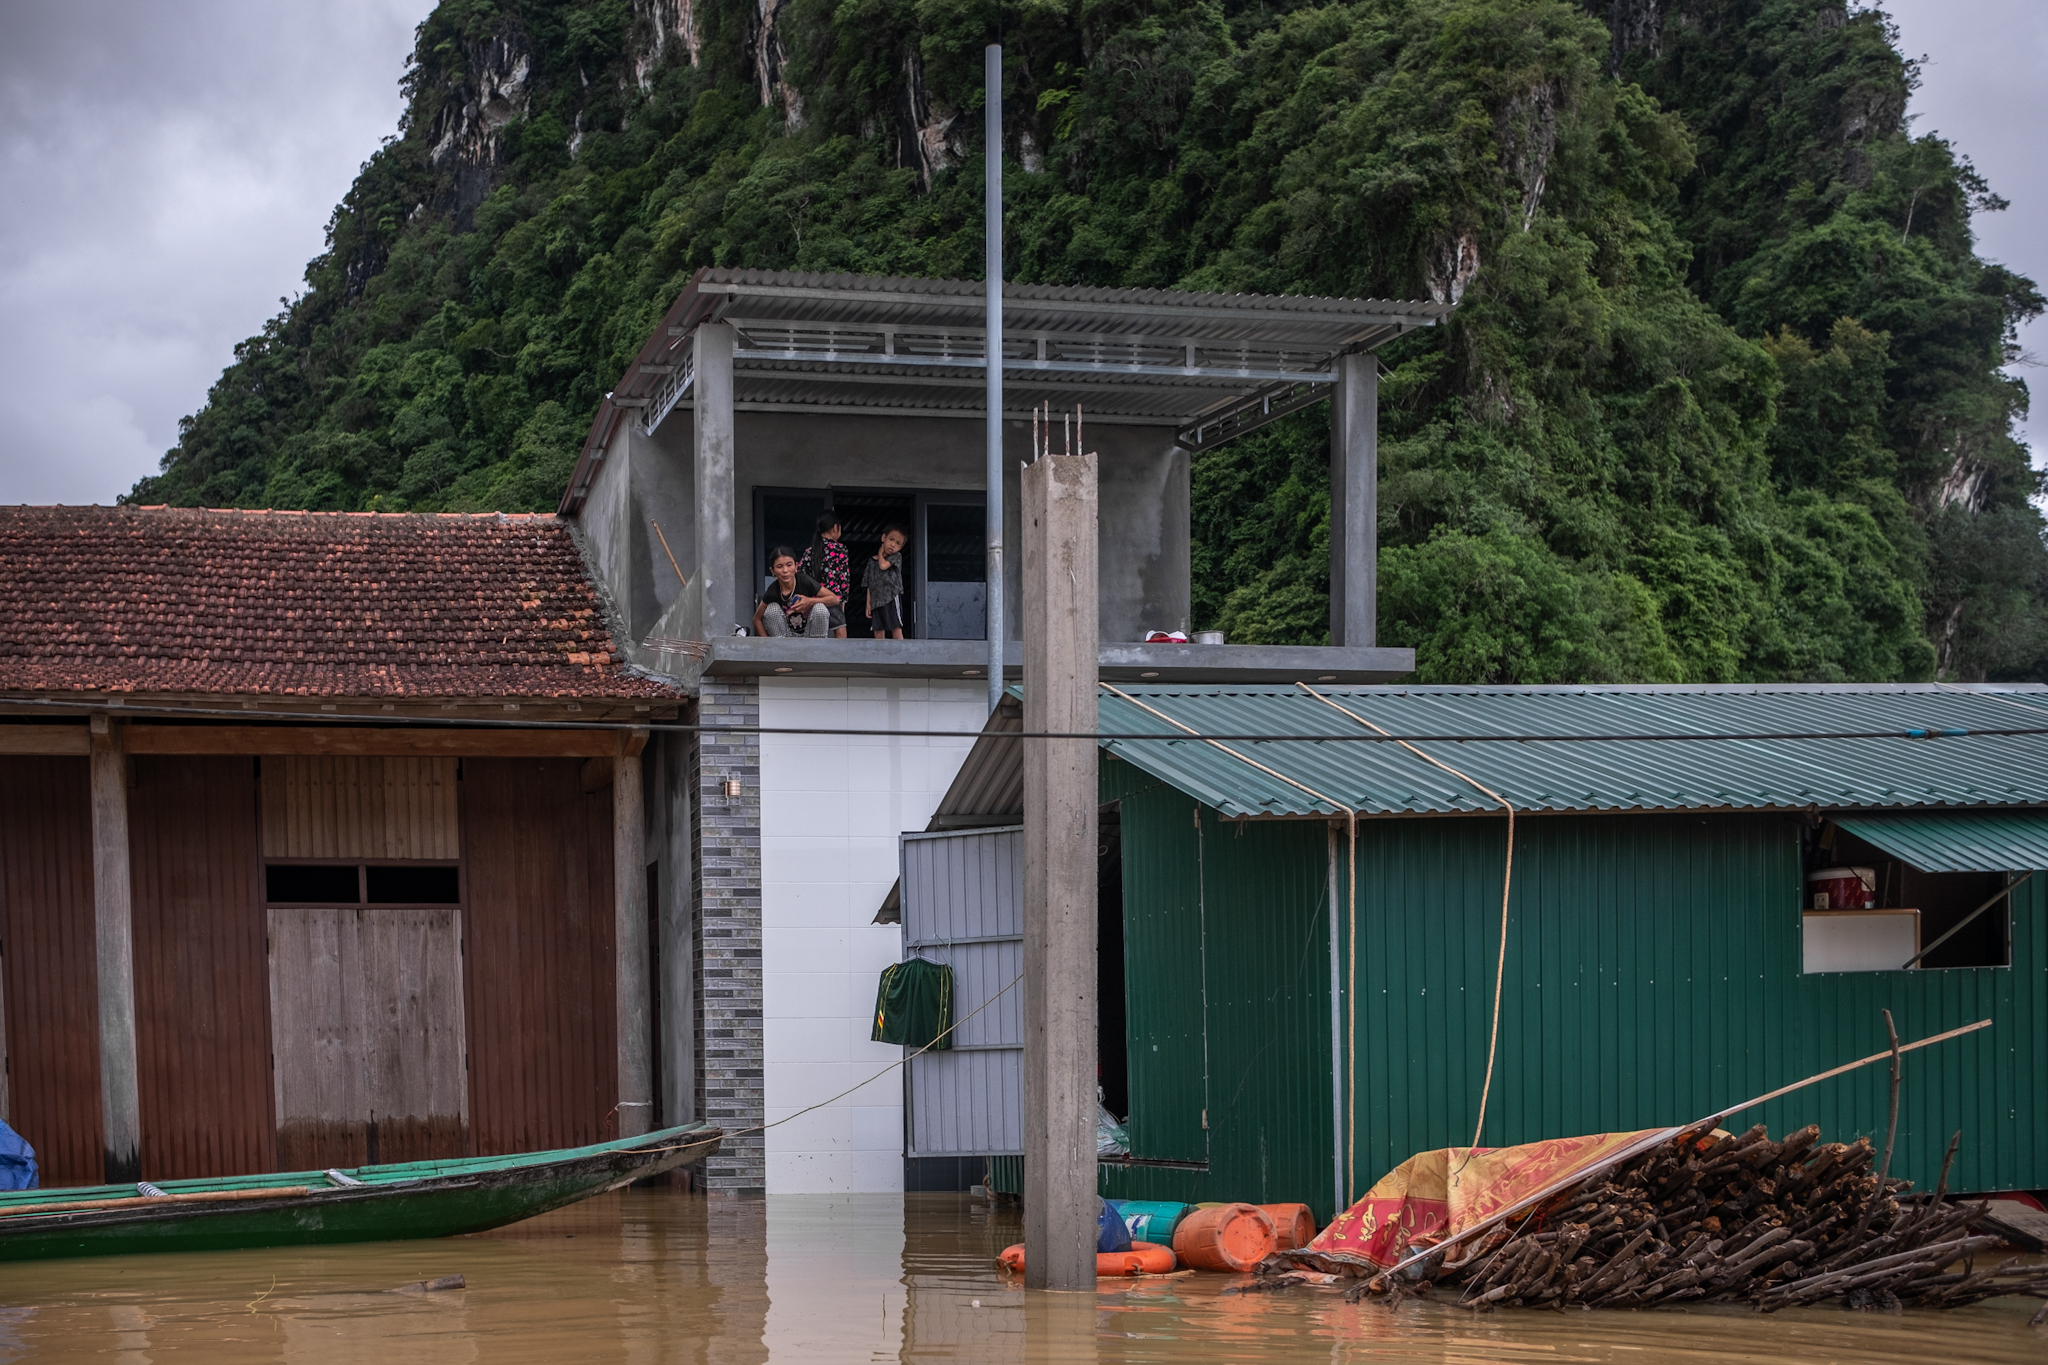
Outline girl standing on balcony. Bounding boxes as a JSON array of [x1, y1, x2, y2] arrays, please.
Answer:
[[798, 512, 850, 638]]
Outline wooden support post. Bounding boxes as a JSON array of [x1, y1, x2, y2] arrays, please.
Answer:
[[1021, 449, 1099, 1291], [615, 731, 653, 1137], [694, 321, 738, 634], [1328, 351, 1378, 647], [89, 716, 140, 1183]]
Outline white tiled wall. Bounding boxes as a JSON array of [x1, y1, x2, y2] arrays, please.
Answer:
[[759, 677, 986, 1193]]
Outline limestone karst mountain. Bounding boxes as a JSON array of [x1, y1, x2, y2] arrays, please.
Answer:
[[129, 0, 2045, 682]]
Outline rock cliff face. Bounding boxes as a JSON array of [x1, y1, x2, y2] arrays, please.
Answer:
[[426, 33, 533, 226], [633, 0, 699, 84], [747, 0, 803, 127]]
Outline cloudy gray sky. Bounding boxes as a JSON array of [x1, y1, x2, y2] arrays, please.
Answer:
[[0, 0, 428, 505], [0, 1, 2042, 505]]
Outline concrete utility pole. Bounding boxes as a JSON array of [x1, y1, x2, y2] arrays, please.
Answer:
[[1020, 448, 1099, 1290], [614, 730, 652, 1137], [89, 715, 140, 1183], [984, 42, 1006, 713], [1328, 351, 1379, 647]]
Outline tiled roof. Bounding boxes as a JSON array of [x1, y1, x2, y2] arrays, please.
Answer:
[[0, 505, 675, 700]]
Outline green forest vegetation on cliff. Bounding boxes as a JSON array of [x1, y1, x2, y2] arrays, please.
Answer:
[[129, 0, 2045, 682]]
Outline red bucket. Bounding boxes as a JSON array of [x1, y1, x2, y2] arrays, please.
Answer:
[[1808, 866, 1876, 910]]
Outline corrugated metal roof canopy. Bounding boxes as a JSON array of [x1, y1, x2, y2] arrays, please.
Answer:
[[565, 270, 1447, 511], [1095, 683, 2048, 820], [1830, 811, 2048, 871]]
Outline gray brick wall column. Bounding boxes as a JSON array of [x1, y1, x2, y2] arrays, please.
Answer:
[[692, 676, 765, 1194]]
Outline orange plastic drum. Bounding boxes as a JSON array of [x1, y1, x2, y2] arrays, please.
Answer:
[[998, 1241, 1177, 1276], [1171, 1202, 1277, 1271], [1257, 1203, 1318, 1250]]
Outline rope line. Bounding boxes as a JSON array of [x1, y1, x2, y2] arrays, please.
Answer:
[[1100, 681, 1360, 1199], [1294, 684, 1517, 1154], [714, 970, 1026, 1147]]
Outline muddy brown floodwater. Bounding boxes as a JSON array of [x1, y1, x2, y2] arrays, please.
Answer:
[[0, 1191, 2040, 1363]]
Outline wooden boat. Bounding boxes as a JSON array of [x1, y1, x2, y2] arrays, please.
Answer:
[[0, 1121, 721, 1262]]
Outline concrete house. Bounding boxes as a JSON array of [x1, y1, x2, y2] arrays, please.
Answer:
[[558, 268, 1443, 1194]]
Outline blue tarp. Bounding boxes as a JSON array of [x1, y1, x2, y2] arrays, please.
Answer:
[[0, 1121, 37, 1191]]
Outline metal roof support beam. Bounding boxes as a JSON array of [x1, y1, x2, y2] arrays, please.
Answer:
[[1176, 377, 1330, 450], [643, 347, 696, 436], [1329, 353, 1377, 648], [732, 348, 1332, 386], [695, 323, 738, 635]]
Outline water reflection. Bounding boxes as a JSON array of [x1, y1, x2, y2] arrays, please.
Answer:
[[0, 1191, 2037, 1363]]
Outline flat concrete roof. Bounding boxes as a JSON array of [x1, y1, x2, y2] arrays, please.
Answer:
[[564, 269, 1446, 515]]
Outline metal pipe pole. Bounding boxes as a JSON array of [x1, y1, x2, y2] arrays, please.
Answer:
[[984, 42, 1005, 714]]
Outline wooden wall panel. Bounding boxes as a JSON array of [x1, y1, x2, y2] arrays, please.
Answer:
[[129, 756, 275, 1179], [260, 757, 459, 861], [463, 758, 618, 1156], [0, 757, 103, 1186], [269, 906, 467, 1169]]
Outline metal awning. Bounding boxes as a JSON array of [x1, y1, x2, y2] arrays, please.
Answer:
[[1831, 811, 2048, 872], [564, 269, 1446, 513]]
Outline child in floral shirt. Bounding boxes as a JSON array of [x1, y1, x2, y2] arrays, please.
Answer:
[[798, 512, 850, 638]]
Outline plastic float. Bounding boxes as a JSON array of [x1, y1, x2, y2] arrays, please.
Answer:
[[1171, 1202, 1277, 1272], [999, 1241, 1177, 1276], [1255, 1203, 1318, 1250]]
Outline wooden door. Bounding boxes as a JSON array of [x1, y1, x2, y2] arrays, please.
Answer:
[[268, 905, 468, 1169]]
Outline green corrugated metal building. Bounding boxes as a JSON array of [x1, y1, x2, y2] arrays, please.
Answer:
[[956, 684, 2048, 1224]]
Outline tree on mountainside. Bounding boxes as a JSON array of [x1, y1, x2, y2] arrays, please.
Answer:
[[128, 0, 2044, 682]]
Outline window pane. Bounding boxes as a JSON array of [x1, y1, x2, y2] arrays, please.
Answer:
[[266, 864, 360, 904], [366, 865, 461, 905]]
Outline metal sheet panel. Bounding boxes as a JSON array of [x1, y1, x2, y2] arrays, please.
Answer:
[[1093, 683, 2048, 819], [1832, 812, 2048, 872], [129, 756, 275, 1179], [1101, 758, 1336, 1212], [260, 756, 460, 860], [906, 1049, 1023, 1157], [0, 757, 101, 1186], [1106, 764, 1208, 1163], [901, 826, 1022, 946], [1102, 791, 2048, 1212], [902, 826, 1023, 1157], [461, 758, 619, 1156]]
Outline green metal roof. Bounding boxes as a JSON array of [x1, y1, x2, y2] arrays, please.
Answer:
[[1093, 683, 2048, 820], [1830, 811, 2048, 872]]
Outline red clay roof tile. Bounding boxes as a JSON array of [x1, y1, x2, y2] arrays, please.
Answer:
[[0, 506, 674, 700]]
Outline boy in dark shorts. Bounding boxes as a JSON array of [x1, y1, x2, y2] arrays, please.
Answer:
[[753, 546, 840, 637], [864, 524, 908, 639]]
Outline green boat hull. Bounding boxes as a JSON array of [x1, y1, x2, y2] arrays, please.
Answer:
[[0, 1122, 721, 1262]]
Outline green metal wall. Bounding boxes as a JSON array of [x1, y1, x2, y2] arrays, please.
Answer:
[[1347, 811, 2042, 1199], [1099, 757, 1340, 1221], [1101, 768, 2046, 1216]]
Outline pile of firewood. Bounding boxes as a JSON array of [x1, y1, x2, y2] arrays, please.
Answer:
[[1288, 1123, 2048, 1313]]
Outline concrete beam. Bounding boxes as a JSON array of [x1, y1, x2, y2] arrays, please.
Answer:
[[88, 716, 140, 1184], [1329, 352, 1378, 648], [615, 734, 653, 1138], [1021, 450, 1100, 1290], [695, 322, 739, 635], [702, 636, 1415, 683]]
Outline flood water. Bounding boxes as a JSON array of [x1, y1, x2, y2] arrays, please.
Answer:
[[0, 1191, 2039, 1363]]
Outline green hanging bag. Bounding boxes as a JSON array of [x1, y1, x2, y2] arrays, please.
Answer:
[[871, 957, 954, 1049]]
